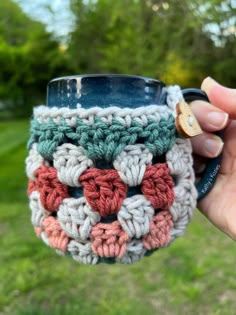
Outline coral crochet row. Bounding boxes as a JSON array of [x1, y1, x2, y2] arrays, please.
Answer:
[[26, 86, 197, 264]]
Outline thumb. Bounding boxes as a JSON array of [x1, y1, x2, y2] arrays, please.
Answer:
[[201, 77, 236, 119]]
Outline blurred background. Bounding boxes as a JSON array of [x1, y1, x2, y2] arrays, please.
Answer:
[[0, 0, 235, 314]]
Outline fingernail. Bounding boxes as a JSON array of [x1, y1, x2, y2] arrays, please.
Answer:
[[204, 137, 224, 157], [201, 77, 218, 94], [207, 111, 228, 129]]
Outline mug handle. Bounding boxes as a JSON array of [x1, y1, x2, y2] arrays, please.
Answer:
[[182, 88, 223, 201]]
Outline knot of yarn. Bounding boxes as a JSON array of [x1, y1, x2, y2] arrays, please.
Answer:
[[90, 221, 129, 258], [142, 163, 175, 209], [118, 195, 154, 238], [42, 216, 69, 252], [67, 240, 99, 265], [57, 197, 100, 240], [80, 168, 127, 216], [142, 210, 173, 250], [53, 143, 94, 187], [34, 166, 69, 212], [113, 144, 153, 186]]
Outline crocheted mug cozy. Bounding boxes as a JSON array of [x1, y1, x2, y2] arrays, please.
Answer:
[[25, 75, 220, 264]]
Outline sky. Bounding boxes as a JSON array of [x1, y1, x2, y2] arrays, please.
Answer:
[[13, 0, 75, 41]]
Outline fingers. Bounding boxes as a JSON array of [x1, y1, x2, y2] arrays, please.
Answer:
[[190, 100, 227, 157], [189, 77, 235, 158], [201, 77, 236, 119], [191, 132, 224, 158], [190, 100, 228, 132]]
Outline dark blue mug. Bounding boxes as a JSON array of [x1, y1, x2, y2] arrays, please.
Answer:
[[47, 74, 221, 200], [25, 73, 224, 264]]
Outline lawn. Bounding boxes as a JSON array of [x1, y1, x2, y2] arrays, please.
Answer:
[[0, 119, 235, 315]]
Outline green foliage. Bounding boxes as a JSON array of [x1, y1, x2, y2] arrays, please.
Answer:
[[0, 120, 28, 202], [0, 1, 71, 117], [1, 3, 236, 314], [0, 119, 236, 315], [68, 0, 236, 87], [0, 0, 236, 117]]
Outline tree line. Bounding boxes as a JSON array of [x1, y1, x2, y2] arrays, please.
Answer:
[[0, 0, 235, 117]]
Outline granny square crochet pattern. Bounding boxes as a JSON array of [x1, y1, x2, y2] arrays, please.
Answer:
[[26, 86, 197, 264]]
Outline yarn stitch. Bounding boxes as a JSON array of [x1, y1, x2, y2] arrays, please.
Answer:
[[57, 197, 100, 240], [33, 166, 69, 212], [79, 168, 128, 216], [113, 144, 153, 186], [141, 163, 175, 209], [29, 190, 48, 227], [117, 195, 154, 238], [67, 240, 99, 265], [41, 216, 69, 252], [26, 143, 48, 180], [28, 115, 176, 161], [166, 139, 197, 242], [142, 210, 173, 250], [117, 239, 147, 264], [53, 143, 94, 187], [90, 221, 130, 258], [26, 85, 197, 264]]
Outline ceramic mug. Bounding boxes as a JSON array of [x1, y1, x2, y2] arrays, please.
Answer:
[[25, 74, 221, 264]]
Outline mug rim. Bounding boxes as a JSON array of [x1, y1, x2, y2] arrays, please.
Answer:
[[48, 73, 165, 86], [47, 74, 167, 109]]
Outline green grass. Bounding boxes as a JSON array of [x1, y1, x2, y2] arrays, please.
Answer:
[[0, 120, 236, 315]]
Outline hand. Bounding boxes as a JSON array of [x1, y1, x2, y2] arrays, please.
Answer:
[[190, 77, 236, 240]]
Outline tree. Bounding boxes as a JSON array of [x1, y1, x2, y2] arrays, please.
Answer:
[[0, 0, 70, 117], [68, 0, 236, 87]]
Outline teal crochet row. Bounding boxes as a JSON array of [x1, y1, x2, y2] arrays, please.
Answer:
[[28, 116, 177, 161]]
